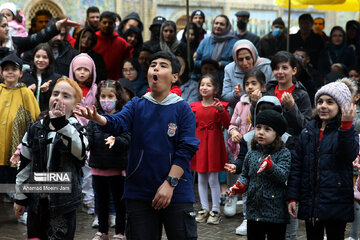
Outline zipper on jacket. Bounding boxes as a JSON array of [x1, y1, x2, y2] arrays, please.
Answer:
[[126, 150, 144, 179]]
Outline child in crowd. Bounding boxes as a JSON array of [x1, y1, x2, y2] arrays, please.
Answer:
[[266, 51, 312, 136], [14, 77, 88, 239], [0, 54, 40, 187], [87, 80, 130, 240], [349, 65, 360, 83], [0, 2, 27, 37], [22, 43, 62, 111], [229, 109, 291, 239], [190, 74, 230, 224], [76, 51, 200, 239], [69, 53, 97, 217], [225, 69, 266, 235], [287, 79, 359, 239], [347, 158, 360, 240]]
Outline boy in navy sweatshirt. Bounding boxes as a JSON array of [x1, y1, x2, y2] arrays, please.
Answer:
[[76, 51, 200, 239]]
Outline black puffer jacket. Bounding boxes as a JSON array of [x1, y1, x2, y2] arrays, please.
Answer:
[[287, 119, 358, 222], [87, 111, 131, 170], [265, 80, 312, 136]]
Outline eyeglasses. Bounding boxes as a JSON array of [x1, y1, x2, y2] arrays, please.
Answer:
[[123, 68, 135, 73]]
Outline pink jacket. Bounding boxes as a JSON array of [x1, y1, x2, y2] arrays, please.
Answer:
[[227, 94, 251, 156]]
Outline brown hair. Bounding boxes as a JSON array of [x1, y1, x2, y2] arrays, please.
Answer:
[[251, 133, 285, 154], [54, 77, 83, 104]]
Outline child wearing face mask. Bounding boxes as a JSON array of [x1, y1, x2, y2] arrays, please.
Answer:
[[87, 80, 130, 240]]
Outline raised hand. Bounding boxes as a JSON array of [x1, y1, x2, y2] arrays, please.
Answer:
[[105, 136, 115, 149], [211, 98, 224, 113], [75, 105, 106, 126], [234, 83, 242, 97], [249, 89, 262, 105], [40, 80, 52, 93], [281, 92, 295, 110], [341, 103, 356, 121], [224, 163, 237, 173], [257, 155, 272, 174], [55, 17, 80, 30], [49, 99, 65, 118]]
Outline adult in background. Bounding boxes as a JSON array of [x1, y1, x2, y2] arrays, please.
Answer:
[[29, 9, 52, 35], [85, 6, 100, 32], [259, 17, 287, 59], [222, 39, 275, 111], [313, 17, 329, 43], [74, 27, 107, 83], [117, 12, 143, 38], [289, 13, 324, 69], [180, 22, 200, 73], [143, 16, 166, 53], [318, 26, 357, 76], [123, 26, 143, 59], [346, 20, 360, 63], [194, 14, 237, 87], [234, 11, 260, 51], [93, 11, 132, 80], [177, 10, 210, 43], [47, 18, 79, 76]]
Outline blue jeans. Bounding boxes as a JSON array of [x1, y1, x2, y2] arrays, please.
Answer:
[[125, 200, 197, 240]]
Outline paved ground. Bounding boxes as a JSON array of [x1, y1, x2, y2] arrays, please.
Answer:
[[0, 197, 355, 239]]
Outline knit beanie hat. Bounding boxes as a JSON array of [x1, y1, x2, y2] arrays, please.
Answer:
[[0, 2, 16, 16], [256, 109, 287, 136], [272, 17, 285, 27], [72, 54, 93, 73], [314, 81, 351, 108]]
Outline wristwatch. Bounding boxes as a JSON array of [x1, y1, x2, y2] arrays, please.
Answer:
[[166, 176, 179, 187]]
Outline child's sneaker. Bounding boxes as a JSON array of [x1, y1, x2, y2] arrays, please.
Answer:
[[109, 215, 116, 228], [235, 219, 247, 235], [224, 195, 237, 217], [113, 233, 126, 240], [92, 215, 99, 228], [195, 209, 209, 223], [206, 211, 221, 225], [92, 232, 109, 240]]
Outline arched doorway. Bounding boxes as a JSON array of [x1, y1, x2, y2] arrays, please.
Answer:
[[24, 0, 64, 29], [176, 15, 190, 33]]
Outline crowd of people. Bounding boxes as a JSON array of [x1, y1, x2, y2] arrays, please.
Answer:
[[1, 1, 360, 239]]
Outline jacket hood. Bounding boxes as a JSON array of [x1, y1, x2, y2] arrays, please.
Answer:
[[118, 77, 135, 97], [253, 96, 281, 125], [143, 92, 183, 105], [123, 26, 143, 48], [119, 12, 143, 32]]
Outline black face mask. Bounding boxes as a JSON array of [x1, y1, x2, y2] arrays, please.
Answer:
[[237, 20, 247, 30]]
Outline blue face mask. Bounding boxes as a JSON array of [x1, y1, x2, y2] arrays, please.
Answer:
[[272, 28, 283, 37], [100, 100, 117, 113]]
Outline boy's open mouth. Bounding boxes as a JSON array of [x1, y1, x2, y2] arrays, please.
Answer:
[[153, 75, 158, 82], [52, 102, 57, 109]]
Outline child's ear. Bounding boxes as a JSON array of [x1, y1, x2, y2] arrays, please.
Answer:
[[19, 70, 23, 78], [171, 73, 179, 84], [292, 66, 297, 76]]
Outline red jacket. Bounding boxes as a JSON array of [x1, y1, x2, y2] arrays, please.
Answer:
[[93, 31, 132, 80], [65, 33, 76, 48]]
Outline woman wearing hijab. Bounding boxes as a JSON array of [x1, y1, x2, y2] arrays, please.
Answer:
[[181, 23, 200, 73], [318, 26, 357, 76], [123, 26, 143, 59], [222, 39, 275, 110], [194, 14, 237, 87]]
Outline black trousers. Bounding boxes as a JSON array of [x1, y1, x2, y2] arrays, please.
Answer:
[[27, 198, 77, 240], [305, 220, 347, 240], [92, 175, 126, 234], [247, 220, 287, 240], [125, 200, 197, 240]]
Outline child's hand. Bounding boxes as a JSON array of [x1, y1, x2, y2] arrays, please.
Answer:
[[49, 99, 65, 118], [40, 80, 52, 93], [105, 136, 115, 149], [75, 105, 107, 126], [341, 103, 357, 121], [231, 130, 242, 143], [234, 83, 242, 97], [288, 201, 298, 218], [257, 155, 272, 174], [281, 92, 295, 110], [249, 89, 262, 105], [212, 98, 224, 113], [224, 163, 237, 173], [13, 203, 25, 219], [28, 84, 36, 92], [353, 157, 360, 169], [228, 181, 245, 197]]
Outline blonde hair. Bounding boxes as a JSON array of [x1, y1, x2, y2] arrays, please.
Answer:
[[54, 77, 83, 104]]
